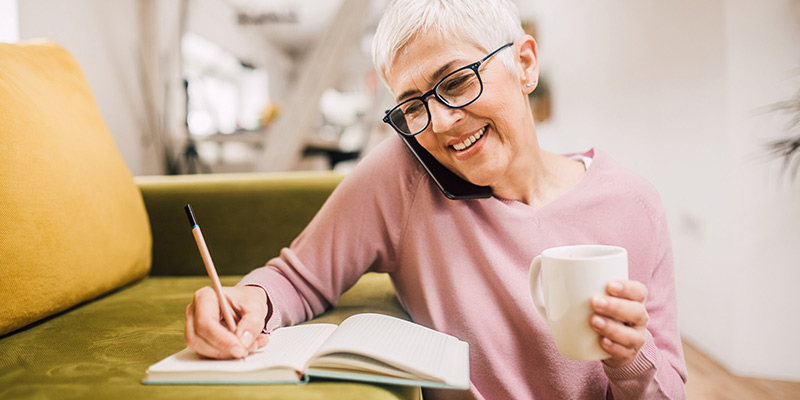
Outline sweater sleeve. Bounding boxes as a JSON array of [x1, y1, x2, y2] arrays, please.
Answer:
[[238, 137, 420, 330], [603, 190, 688, 399]]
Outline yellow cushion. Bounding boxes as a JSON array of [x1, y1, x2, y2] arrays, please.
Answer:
[[0, 40, 152, 336]]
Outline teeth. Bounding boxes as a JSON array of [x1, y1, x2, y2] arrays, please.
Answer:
[[452, 128, 485, 151]]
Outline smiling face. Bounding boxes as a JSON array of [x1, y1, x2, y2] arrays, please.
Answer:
[[385, 31, 540, 189]]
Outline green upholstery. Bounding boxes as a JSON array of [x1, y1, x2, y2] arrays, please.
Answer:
[[136, 172, 343, 276], [0, 274, 417, 399]]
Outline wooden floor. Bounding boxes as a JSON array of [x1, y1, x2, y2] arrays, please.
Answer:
[[683, 339, 800, 399]]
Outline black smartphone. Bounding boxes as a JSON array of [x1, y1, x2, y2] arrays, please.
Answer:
[[399, 134, 493, 200]]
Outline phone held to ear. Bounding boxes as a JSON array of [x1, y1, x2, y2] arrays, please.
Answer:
[[399, 134, 493, 200]]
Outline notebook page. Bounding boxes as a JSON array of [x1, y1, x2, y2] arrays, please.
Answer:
[[147, 323, 337, 374], [309, 353, 421, 380], [312, 313, 468, 385]]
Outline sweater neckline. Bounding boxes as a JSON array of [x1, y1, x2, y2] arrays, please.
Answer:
[[491, 148, 598, 211]]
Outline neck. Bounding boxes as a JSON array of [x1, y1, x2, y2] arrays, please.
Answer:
[[491, 133, 584, 208]]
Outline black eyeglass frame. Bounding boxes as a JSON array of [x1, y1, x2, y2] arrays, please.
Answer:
[[382, 42, 515, 137]]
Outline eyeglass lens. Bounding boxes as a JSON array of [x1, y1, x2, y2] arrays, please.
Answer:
[[388, 66, 482, 135]]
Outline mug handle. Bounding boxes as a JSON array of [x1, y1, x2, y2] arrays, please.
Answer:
[[529, 255, 548, 321]]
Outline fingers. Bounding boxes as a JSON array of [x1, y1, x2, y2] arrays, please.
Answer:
[[606, 280, 648, 303], [185, 286, 249, 359], [589, 279, 650, 367], [591, 293, 649, 327], [590, 314, 646, 350], [184, 285, 270, 359], [599, 335, 640, 363], [229, 286, 269, 352], [256, 333, 270, 349], [589, 311, 647, 367]]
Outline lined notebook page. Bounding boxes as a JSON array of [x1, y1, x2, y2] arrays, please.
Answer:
[[148, 323, 337, 374], [312, 313, 468, 385]]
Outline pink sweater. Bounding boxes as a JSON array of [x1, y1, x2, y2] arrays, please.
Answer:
[[240, 136, 687, 399]]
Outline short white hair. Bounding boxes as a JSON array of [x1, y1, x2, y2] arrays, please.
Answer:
[[372, 0, 525, 86]]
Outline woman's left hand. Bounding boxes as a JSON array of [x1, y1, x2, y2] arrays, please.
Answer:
[[589, 279, 650, 368]]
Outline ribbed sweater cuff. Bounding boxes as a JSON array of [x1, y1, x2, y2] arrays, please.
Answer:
[[603, 330, 659, 380]]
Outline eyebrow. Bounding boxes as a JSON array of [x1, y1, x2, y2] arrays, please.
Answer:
[[395, 60, 462, 103]]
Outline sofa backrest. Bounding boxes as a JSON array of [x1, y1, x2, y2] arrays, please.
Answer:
[[0, 40, 152, 336], [136, 172, 344, 276]]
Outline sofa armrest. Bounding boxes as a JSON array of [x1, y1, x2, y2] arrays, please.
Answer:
[[135, 172, 342, 276]]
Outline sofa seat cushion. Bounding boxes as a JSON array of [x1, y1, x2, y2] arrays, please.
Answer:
[[0, 40, 151, 336], [0, 274, 418, 399]]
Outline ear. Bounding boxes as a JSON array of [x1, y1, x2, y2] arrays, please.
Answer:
[[516, 35, 539, 93]]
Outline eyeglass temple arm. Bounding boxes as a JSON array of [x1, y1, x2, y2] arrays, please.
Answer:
[[482, 42, 514, 62]]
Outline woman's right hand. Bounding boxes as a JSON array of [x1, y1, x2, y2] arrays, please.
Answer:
[[185, 285, 270, 359]]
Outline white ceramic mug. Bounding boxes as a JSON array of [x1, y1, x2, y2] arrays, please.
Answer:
[[529, 245, 628, 360]]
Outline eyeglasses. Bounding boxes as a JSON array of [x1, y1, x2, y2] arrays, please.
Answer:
[[382, 42, 514, 136]]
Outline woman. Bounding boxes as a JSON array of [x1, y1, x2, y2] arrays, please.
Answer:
[[185, 0, 688, 398]]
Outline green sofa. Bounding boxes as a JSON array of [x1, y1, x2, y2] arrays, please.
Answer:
[[0, 41, 417, 399]]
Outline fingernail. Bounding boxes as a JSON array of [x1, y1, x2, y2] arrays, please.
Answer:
[[592, 315, 606, 328], [231, 346, 247, 359], [593, 296, 608, 309], [609, 281, 623, 293], [240, 331, 254, 348]]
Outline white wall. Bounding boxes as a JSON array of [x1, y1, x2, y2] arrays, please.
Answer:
[[521, 0, 800, 380], [17, 0, 148, 173], [723, 0, 800, 380]]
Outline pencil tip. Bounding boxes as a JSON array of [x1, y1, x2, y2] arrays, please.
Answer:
[[184, 204, 197, 228]]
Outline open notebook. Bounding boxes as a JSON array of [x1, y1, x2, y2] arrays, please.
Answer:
[[143, 313, 469, 390]]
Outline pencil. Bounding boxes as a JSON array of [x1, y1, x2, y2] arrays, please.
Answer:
[[184, 204, 237, 332]]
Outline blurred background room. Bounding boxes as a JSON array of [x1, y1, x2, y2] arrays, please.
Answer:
[[2, 0, 799, 397]]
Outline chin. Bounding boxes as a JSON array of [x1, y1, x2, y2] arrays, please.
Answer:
[[457, 168, 500, 188], [451, 147, 507, 188]]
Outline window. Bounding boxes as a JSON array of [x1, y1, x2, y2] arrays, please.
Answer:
[[0, 0, 19, 43], [182, 33, 269, 136]]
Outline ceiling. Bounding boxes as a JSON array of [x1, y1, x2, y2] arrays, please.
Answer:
[[222, 0, 389, 55], [219, 0, 541, 57]]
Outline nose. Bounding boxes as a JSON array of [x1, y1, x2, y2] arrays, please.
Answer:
[[427, 97, 463, 133]]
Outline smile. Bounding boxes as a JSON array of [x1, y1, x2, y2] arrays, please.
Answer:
[[451, 127, 486, 151]]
